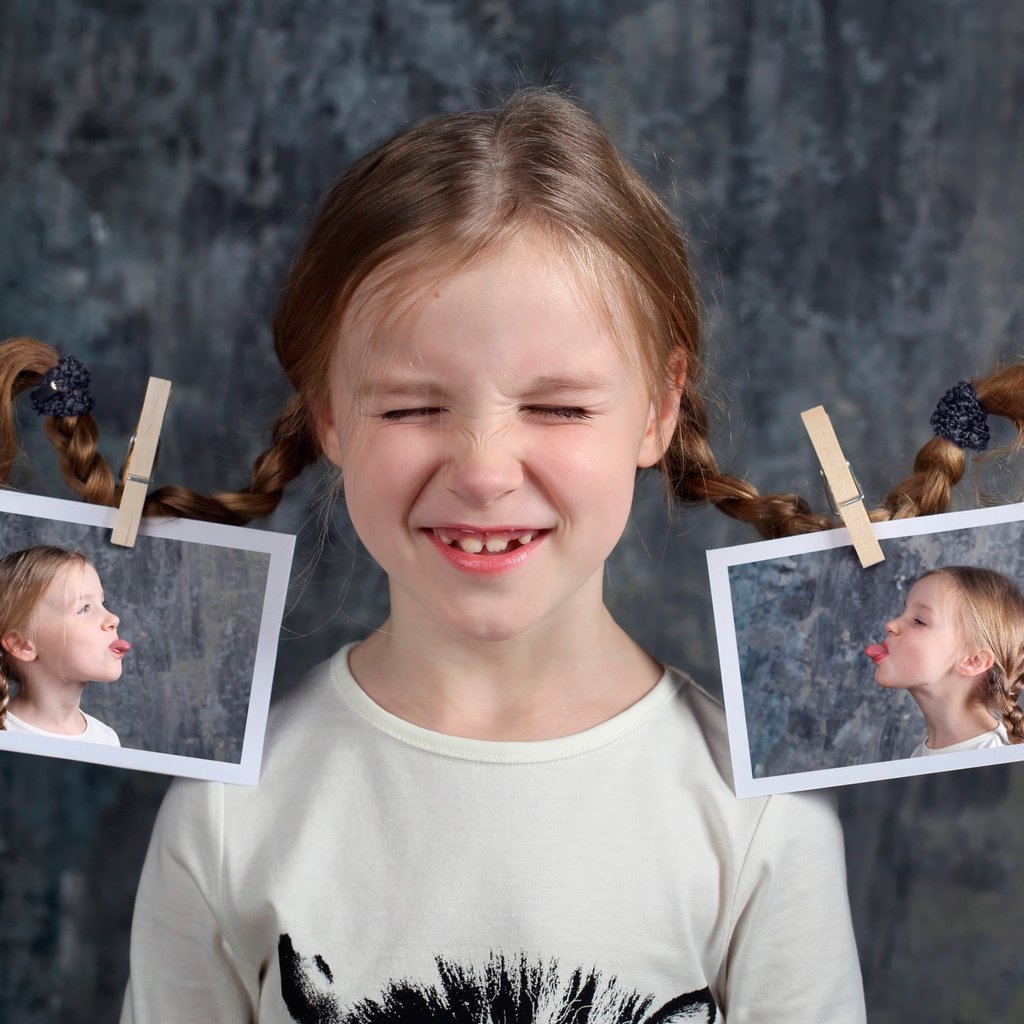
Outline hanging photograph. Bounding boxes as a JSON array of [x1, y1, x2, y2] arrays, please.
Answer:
[[0, 490, 294, 784], [708, 502, 1024, 797]]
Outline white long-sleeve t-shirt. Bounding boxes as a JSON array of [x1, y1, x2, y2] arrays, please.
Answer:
[[122, 645, 865, 1023]]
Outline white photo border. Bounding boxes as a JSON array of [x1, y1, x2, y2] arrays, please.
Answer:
[[707, 502, 1024, 797], [0, 490, 294, 784]]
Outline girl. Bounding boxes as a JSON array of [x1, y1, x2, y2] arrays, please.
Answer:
[[105, 87, 867, 1024], [866, 566, 1024, 758], [0, 545, 129, 746]]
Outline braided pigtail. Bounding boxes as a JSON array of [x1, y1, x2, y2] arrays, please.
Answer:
[[0, 338, 322, 527], [665, 382, 835, 539], [0, 659, 10, 730], [877, 365, 1024, 521], [142, 395, 322, 525], [42, 414, 116, 505], [0, 337, 113, 499], [664, 363, 1024, 538], [987, 659, 1024, 744]]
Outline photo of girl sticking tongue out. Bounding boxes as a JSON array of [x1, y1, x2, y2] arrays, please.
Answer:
[[866, 566, 1024, 758], [0, 545, 129, 746]]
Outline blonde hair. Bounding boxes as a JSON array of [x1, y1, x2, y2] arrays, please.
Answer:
[[1, 89, 1023, 533], [0, 545, 90, 730], [918, 566, 1024, 744]]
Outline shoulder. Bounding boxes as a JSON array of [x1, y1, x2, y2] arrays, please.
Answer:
[[659, 664, 743, 798], [155, 647, 360, 821], [914, 721, 1011, 756], [262, 647, 359, 759], [2, 711, 32, 734], [81, 712, 121, 746], [661, 664, 841, 840]]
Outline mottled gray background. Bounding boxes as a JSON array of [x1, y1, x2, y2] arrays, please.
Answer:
[[0, 512, 269, 761], [730, 520, 1024, 776], [1, 0, 1023, 1020]]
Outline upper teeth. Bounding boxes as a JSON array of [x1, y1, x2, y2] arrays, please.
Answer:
[[434, 530, 536, 553]]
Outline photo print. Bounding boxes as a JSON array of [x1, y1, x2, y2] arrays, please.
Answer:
[[0, 490, 294, 783], [708, 502, 1024, 797]]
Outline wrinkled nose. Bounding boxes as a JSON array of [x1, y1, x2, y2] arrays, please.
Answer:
[[442, 431, 524, 506]]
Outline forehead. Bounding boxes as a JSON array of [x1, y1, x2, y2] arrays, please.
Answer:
[[337, 232, 643, 383], [41, 561, 99, 603], [907, 574, 956, 610]]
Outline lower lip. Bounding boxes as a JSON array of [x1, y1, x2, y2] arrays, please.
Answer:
[[869, 653, 887, 665], [424, 530, 546, 575]]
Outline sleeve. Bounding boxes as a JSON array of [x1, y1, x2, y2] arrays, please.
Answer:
[[120, 779, 259, 1023], [718, 790, 866, 1023]]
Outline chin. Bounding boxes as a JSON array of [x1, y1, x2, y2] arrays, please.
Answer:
[[874, 671, 907, 691], [444, 607, 550, 646]]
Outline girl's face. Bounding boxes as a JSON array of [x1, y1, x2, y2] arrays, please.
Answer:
[[318, 232, 679, 645], [25, 562, 127, 685], [871, 575, 973, 690]]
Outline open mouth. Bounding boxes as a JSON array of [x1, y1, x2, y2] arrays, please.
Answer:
[[431, 528, 545, 555], [109, 639, 132, 656], [864, 642, 888, 664]]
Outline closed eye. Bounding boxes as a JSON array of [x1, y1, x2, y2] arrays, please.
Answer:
[[913, 617, 927, 626], [78, 603, 93, 614], [525, 406, 593, 421], [380, 407, 445, 422]]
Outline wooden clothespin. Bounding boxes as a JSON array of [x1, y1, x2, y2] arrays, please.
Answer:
[[112, 377, 172, 548], [801, 405, 884, 568]]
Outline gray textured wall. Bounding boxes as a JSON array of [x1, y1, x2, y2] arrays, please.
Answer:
[[731, 519, 1024, 776], [1, 1, 1023, 1020]]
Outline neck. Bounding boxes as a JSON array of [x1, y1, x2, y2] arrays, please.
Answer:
[[349, 601, 663, 741], [909, 685, 999, 749], [9, 675, 88, 735]]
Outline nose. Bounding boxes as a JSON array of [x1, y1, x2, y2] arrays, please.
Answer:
[[441, 427, 524, 506], [885, 618, 898, 637], [103, 608, 120, 631]]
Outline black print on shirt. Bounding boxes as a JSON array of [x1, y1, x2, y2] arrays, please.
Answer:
[[278, 933, 717, 1024]]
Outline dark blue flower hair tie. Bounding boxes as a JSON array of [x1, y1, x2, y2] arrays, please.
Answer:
[[30, 355, 95, 418], [929, 380, 990, 451]]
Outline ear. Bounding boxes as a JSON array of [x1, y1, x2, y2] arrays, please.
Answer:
[[957, 648, 995, 678], [313, 396, 345, 469], [637, 352, 686, 469], [1, 631, 37, 664]]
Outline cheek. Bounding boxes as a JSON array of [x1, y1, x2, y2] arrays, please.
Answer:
[[339, 432, 440, 534]]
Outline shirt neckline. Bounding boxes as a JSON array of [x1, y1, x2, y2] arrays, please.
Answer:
[[5, 709, 90, 739], [330, 642, 678, 764]]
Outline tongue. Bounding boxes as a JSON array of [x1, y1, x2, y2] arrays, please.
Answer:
[[110, 640, 132, 655], [864, 643, 886, 660]]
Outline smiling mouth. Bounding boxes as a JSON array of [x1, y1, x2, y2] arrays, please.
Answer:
[[431, 528, 544, 554]]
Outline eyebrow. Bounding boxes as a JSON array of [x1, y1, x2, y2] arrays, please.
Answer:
[[517, 372, 615, 399], [357, 371, 614, 403], [356, 380, 445, 402]]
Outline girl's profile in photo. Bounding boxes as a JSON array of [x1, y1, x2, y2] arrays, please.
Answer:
[[866, 565, 1024, 757], [0, 545, 129, 746]]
